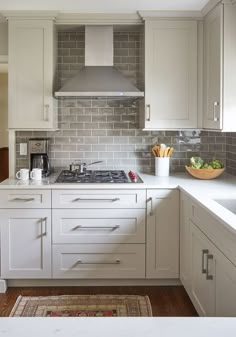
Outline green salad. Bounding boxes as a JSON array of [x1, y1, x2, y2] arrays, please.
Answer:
[[189, 157, 224, 170]]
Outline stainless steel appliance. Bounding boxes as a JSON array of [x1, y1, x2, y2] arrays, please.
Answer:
[[55, 170, 143, 183], [29, 138, 50, 177]]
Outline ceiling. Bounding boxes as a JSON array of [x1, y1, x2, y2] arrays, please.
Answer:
[[0, 0, 210, 12]]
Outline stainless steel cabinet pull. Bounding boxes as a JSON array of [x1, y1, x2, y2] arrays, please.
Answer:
[[206, 254, 213, 280], [41, 217, 47, 236], [202, 249, 209, 274], [44, 104, 49, 121], [12, 197, 35, 202], [72, 198, 120, 202], [73, 225, 120, 230], [146, 104, 151, 121], [76, 260, 120, 265], [213, 101, 219, 122], [148, 197, 153, 216]]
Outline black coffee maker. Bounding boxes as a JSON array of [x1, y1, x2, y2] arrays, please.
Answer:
[[29, 138, 50, 177]]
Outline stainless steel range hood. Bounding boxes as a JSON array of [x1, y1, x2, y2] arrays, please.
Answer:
[[55, 26, 144, 98]]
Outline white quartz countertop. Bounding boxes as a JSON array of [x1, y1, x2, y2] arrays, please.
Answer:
[[0, 317, 236, 337], [1, 171, 236, 234]]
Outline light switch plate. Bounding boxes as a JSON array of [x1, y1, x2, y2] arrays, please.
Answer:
[[20, 143, 27, 156]]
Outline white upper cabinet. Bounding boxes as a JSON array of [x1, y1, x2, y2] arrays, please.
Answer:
[[141, 19, 198, 130], [8, 18, 57, 130], [203, 3, 236, 131]]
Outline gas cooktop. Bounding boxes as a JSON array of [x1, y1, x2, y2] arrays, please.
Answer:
[[55, 170, 142, 183]]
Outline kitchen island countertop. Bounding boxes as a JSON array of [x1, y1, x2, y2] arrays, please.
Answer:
[[0, 317, 236, 337]]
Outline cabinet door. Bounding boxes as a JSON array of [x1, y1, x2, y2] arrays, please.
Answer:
[[180, 192, 191, 295], [146, 189, 179, 278], [190, 222, 215, 316], [8, 20, 56, 129], [0, 209, 51, 278], [143, 20, 197, 129], [203, 4, 222, 129], [214, 245, 236, 317]]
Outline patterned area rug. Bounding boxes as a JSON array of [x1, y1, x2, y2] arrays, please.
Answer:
[[10, 295, 152, 317]]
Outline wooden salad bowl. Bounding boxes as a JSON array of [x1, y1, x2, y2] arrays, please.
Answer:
[[185, 166, 225, 180]]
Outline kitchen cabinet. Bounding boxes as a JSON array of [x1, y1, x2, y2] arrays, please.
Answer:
[[141, 20, 198, 130], [203, 2, 236, 131], [8, 18, 57, 129], [52, 188, 146, 279], [180, 191, 192, 296], [52, 208, 145, 244], [53, 244, 145, 279], [190, 220, 215, 316], [146, 189, 179, 278], [190, 221, 236, 317], [0, 209, 51, 278]]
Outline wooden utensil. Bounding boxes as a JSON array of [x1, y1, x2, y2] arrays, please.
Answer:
[[168, 147, 174, 157]]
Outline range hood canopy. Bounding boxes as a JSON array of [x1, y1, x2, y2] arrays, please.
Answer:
[[55, 25, 144, 98]]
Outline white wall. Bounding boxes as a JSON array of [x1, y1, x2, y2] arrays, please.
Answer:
[[0, 22, 8, 56], [0, 73, 8, 148]]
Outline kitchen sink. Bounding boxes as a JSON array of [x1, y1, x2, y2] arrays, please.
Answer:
[[213, 198, 236, 215]]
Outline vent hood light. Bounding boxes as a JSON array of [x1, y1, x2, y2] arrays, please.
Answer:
[[55, 26, 144, 98]]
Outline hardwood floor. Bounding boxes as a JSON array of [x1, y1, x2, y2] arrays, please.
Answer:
[[0, 286, 197, 317]]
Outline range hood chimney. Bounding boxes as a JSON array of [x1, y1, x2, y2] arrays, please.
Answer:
[[55, 26, 144, 98]]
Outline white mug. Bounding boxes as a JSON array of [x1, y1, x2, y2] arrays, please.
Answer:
[[30, 168, 42, 181], [16, 168, 29, 180]]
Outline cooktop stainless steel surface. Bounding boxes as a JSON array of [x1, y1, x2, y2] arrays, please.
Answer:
[[55, 170, 143, 183]]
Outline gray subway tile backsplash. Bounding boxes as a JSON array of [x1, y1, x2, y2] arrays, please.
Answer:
[[15, 29, 235, 174]]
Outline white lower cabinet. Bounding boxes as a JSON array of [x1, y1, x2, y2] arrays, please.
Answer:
[[190, 218, 236, 317], [52, 188, 146, 279], [52, 244, 145, 279], [52, 209, 145, 244], [0, 209, 51, 279], [190, 221, 215, 316], [146, 189, 179, 278]]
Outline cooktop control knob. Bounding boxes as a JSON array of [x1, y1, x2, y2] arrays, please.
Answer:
[[128, 171, 137, 182]]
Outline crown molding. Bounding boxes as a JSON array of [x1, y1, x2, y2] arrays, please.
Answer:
[[56, 13, 142, 25], [2, 10, 59, 20], [138, 10, 203, 20], [201, 0, 222, 16]]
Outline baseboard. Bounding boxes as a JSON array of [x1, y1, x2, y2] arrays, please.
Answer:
[[8, 279, 181, 287], [0, 279, 7, 293]]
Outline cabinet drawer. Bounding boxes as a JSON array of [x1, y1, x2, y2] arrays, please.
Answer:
[[52, 209, 145, 244], [52, 189, 146, 209], [52, 244, 145, 279], [0, 189, 51, 208]]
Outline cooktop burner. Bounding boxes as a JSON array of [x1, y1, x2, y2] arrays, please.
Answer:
[[55, 170, 140, 183]]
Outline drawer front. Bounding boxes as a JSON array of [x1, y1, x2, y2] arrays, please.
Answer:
[[52, 244, 145, 279], [0, 189, 51, 208], [52, 189, 146, 209], [52, 209, 145, 244]]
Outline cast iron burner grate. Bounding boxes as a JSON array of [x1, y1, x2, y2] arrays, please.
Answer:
[[55, 170, 130, 183]]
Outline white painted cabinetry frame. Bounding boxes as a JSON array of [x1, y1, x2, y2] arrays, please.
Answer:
[[141, 20, 198, 130], [7, 18, 57, 130], [146, 189, 179, 278]]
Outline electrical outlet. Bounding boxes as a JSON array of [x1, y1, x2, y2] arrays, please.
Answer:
[[20, 143, 27, 156]]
